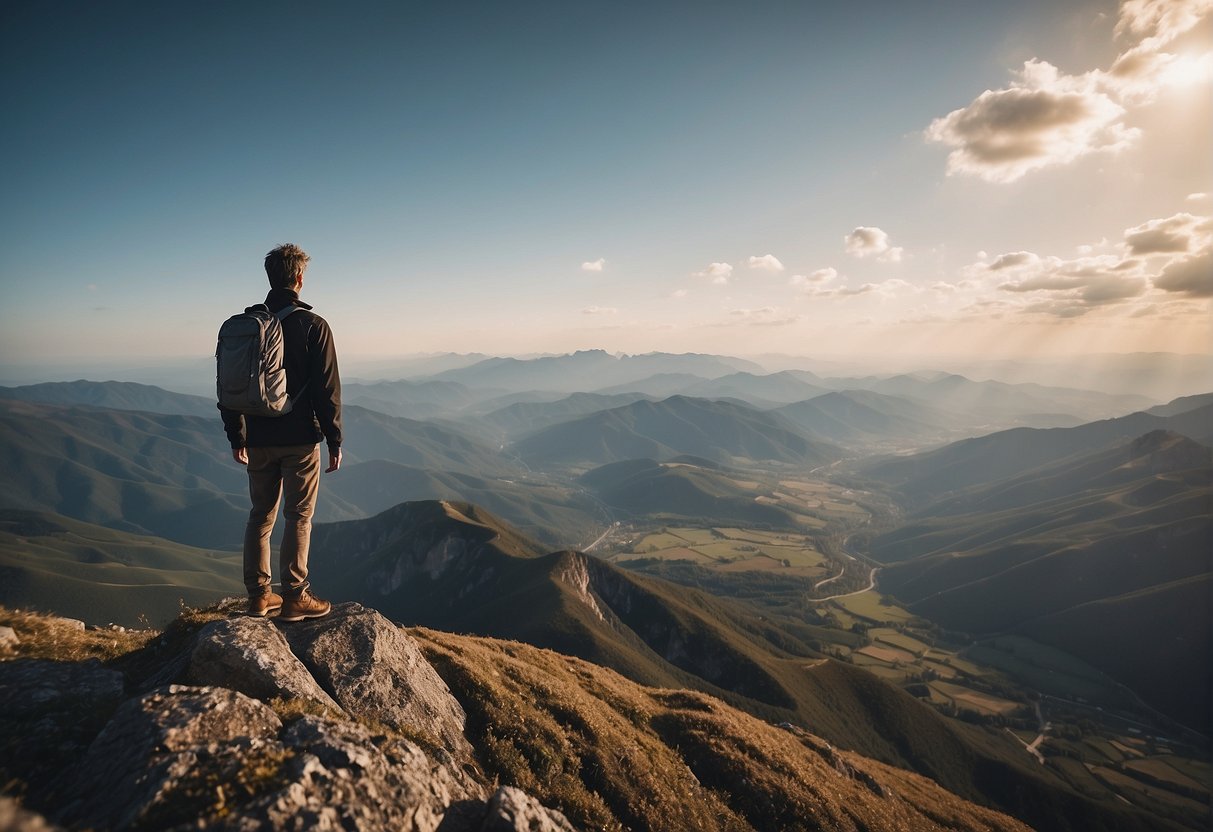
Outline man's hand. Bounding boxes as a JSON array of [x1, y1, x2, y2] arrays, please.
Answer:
[[326, 448, 342, 473], [232, 448, 248, 465]]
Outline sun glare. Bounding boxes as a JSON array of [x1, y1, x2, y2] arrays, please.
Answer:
[[1159, 52, 1213, 87]]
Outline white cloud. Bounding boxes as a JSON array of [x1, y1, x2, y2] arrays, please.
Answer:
[[581, 306, 617, 315], [1154, 247, 1213, 296], [925, 60, 1136, 183], [731, 306, 778, 317], [844, 227, 903, 262], [670, 289, 689, 299], [721, 307, 801, 327], [798, 277, 912, 299], [971, 210, 1213, 314], [746, 254, 785, 272], [789, 267, 838, 287], [1125, 212, 1213, 254], [989, 253, 1149, 314], [580, 258, 606, 272], [835, 284, 876, 297], [694, 262, 734, 284], [1116, 0, 1213, 43], [1187, 192, 1211, 202], [987, 251, 1039, 271], [924, 0, 1213, 182]]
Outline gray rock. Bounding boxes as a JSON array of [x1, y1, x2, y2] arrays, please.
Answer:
[[49, 617, 84, 631], [187, 617, 343, 714], [0, 626, 18, 653], [280, 603, 473, 759], [479, 786, 579, 832], [224, 716, 484, 832], [0, 659, 124, 718], [62, 685, 283, 830]]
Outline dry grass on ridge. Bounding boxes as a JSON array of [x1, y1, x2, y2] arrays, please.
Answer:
[[413, 627, 1031, 832], [0, 606, 157, 662]]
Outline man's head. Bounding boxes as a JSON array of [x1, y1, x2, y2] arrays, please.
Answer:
[[264, 244, 311, 290]]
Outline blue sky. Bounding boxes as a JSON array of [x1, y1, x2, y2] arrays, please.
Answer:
[[2, 0, 1210, 369]]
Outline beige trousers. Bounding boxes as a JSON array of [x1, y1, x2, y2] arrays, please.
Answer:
[[243, 444, 321, 596]]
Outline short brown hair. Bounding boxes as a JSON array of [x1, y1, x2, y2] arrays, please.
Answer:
[[264, 244, 311, 289]]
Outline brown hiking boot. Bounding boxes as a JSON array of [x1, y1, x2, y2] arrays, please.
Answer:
[[247, 592, 283, 617], [278, 590, 331, 622]]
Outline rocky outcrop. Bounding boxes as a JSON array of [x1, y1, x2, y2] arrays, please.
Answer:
[[187, 617, 344, 714], [62, 685, 284, 829], [280, 603, 474, 760], [554, 552, 606, 623], [57, 684, 493, 832], [481, 786, 578, 832], [1, 603, 574, 832]]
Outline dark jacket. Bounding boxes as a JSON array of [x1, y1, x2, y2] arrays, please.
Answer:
[[220, 288, 342, 451]]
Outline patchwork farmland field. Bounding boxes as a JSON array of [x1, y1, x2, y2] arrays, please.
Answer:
[[617, 526, 829, 576]]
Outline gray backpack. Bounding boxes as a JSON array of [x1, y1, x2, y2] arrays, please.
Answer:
[[215, 304, 307, 417]]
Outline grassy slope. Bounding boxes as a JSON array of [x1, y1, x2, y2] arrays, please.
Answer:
[[0, 509, 242, 626], [869, 433, 1211, 729], [1016, 575, 1212, 735], [416, 628, 1037, 832]]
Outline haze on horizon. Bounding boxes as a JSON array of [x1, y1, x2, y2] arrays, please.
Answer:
[[1, 0, 1210, 367]]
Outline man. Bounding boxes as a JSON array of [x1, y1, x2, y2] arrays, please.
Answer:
[[220, 243, 342, 621]]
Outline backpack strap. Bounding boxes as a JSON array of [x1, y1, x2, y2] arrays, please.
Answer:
[[273, 304, 307, 405]]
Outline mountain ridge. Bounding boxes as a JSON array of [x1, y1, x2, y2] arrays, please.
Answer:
[[0, 602, 1038, 832]]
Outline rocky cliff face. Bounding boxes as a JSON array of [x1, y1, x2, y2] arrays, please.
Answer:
[[0, 603, 574, 832]]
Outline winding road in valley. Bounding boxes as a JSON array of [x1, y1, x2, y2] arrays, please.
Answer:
[[812, 566, 846, 590], [813, 567, 880, 602], [812, 525, 880, 600]]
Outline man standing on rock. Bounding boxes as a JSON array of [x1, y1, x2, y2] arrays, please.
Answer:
[[219, 243, 342, 621]]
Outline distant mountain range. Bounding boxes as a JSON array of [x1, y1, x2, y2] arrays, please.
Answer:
[[430, 350, 762, 392], [857, 400, 1213, 505], [0, 380, 216, 417], [0, 400, 260, 548], [2, 362, 1167, 461], [775, 390, 962, 449], [512, 395, 844, 468], [597, 370, 831, 406], [480, 391, 656, 439], [342, 378, 486, 420], [0, 398, 584, 548], [837, 372, 1153, 423]]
